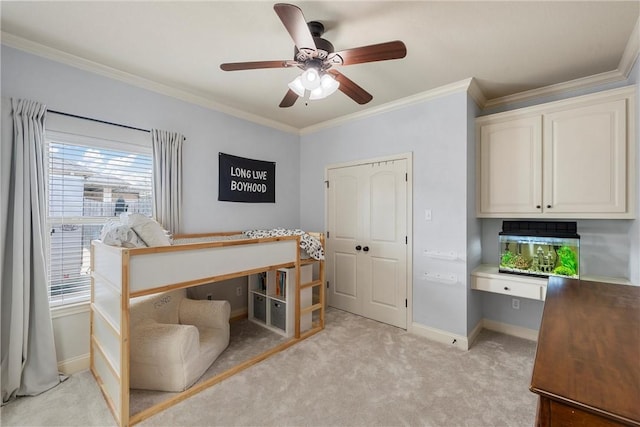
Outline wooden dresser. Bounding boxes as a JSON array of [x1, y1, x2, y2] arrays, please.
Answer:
[[530, 277, 640, 426]]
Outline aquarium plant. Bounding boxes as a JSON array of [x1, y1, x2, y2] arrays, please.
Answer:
[[553, 245, 578, 276], [553, 266, 575, 276], [501, 250, 516, 267]]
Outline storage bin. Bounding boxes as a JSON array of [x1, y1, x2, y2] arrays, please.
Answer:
[[253, 294, 266, 323], [270, 300, 286, 331]]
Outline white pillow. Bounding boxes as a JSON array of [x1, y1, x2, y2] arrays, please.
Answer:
[[121, 213, 172, 247], [99, 219, 146, 248]]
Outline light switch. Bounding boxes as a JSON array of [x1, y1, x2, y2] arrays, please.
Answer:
[[424, 209, 432, 221]]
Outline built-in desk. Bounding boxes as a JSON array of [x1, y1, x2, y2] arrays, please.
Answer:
[[530, 277, 640, 426]]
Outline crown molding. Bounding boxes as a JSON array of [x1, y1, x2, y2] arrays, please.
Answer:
[[300, 78, 475, 135], [481, 69, 628, 110], [466, 77, 487, 109], [619, 16, 640, 77], [1, 32, 299, 135]]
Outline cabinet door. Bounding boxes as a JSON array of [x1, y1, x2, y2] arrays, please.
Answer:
[[543, 100, 627, 214], [478, 116, 542, 215]]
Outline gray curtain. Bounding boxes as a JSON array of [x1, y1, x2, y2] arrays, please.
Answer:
[[151, 129, 184, 234], [1, 99, 60, 404]]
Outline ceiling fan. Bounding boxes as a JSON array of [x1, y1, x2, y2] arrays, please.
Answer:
[[220, 3, 407, 108]]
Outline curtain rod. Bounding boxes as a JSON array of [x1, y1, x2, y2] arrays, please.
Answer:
[[47, 109, 151, 134]]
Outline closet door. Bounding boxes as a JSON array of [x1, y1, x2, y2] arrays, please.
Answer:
[[326, 159, 407, 329], [326, 166, 361, 315]]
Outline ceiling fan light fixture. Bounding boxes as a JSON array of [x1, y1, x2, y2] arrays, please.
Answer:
[[321, 73, 339, 92], [309, 73, 340, 100], [288, 76, 306, 97], [300, 67, 321, 90]]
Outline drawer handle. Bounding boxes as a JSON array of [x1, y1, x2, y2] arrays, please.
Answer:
[[504, 286, 510, 291]]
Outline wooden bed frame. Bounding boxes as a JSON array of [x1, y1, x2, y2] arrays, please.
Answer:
[[90, 232, 325, 427]]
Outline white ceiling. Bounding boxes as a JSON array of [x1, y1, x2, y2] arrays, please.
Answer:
[[1, 1, 639, 132]]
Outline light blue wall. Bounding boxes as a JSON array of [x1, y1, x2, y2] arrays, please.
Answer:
[[1, 46, 301, 233], [466, 94, 483, 333], [300, 91, 480, 337]]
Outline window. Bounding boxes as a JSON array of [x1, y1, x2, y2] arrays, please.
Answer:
[[46, 119, 152, 306]]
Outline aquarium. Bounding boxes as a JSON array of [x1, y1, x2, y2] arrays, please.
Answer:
[[499, 221, 580, 279]]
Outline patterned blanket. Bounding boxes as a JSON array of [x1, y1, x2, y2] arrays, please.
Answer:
[[243, 228, 324, 261]]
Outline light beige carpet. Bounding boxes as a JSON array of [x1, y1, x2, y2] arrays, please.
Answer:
[[1, 308, 538, 426]]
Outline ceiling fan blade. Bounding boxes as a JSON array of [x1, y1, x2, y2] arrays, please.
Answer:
[[274, 3, 317, 55], [279, 89, 299, 108], [220, 60, 297, 71], [329, 41, 407, 66], [327, 70, 373, 105]]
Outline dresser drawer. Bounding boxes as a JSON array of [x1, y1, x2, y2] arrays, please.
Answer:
[[473, 276, 544, 300]]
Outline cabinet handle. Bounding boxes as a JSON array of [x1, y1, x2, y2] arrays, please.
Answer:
[[536, 205, 541, 209], [504, 286, 510, 291], [547, 205, 552, 208], [363, 246, 370, 252], [355, 245, 362, 251]]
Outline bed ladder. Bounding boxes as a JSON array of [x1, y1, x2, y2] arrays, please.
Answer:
[[295, 233, 325, 338]]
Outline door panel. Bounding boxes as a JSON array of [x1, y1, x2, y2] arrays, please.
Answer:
[[334, 253, 357, 298], [327, 158, 408, 329], [370, 257, 397, 307], [370, 170, 397, 242], [334, 175, 358, 238]]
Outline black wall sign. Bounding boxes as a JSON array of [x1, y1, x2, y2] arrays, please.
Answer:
[[218, 153, 275, 203]]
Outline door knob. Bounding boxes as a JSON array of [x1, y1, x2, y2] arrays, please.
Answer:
[[355, 245, 362, 251], [363, 246, 370, 252]]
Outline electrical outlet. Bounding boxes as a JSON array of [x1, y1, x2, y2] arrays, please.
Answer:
[[236, 286, 242, 297], [512, 298, 520, 310], [206, 293, 213, 300]]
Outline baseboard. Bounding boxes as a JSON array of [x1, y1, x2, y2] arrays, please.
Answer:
[[410, 318, 537, 351], [482, 319, 539, 342], [58, 353, 90, 375], [230, 307, 248, 322], [467, 320, 484, 348], [410, 322, 471, 351]]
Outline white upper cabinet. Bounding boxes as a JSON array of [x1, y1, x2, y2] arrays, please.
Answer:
[[476, 86, 636, 219], [479, 116, 543, 214], [543, 99, 627, 214]]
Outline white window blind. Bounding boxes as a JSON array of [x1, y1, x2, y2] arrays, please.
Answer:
[[46, 130, 152, 307]]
